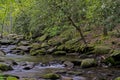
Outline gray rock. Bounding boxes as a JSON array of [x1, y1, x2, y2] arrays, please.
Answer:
[[0, 50, 6, 56], [19, 41, 30, 46], [73, 76, 86, 80], [16, 46, 31, 52], [63, 61, 74, 69], [61, 76, 73, 80]]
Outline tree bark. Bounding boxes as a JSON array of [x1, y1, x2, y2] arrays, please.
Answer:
[[68, 16, 87, 47], [9, 1, 13, 34]]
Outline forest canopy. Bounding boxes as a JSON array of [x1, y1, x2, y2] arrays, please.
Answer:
[[0, 0, 119, 39]]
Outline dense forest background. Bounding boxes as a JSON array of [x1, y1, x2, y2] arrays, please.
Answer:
[[0, 0, 120, 39], [0, 0, 120, 80]]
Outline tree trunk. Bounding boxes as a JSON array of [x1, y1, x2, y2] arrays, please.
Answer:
[[9, 1, 13, 34], [1, 23, 4, 38], [68, 16, 87, 47]]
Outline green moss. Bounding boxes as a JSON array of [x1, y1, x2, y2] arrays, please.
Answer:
[[0, 74, 4, 80], [81, 58, 97, 68], [114, 77, 120, 80], [53, 51, 66, 55], [36, 34, 48, 42], [7, 76, 18, 80], [41, 42, 49, 48], [30, 43, 41, 49], [42, 73, 60, 79], [30, 48, 46, 56], [57, 45, 65, 50], [0, 64, 13, 71], [48, 38, 61, 46], [64, 39, 81, 52], [93, 46, 111, 54]]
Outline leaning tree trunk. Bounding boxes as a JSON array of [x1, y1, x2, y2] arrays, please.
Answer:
[[68, 16, 87, 47], [53, 1, 87, 47]]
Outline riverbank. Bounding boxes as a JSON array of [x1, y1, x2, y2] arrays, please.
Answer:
[[0, 34, 119, 80]]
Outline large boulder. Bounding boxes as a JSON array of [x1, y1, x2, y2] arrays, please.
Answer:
[[81, 58, 97, 68]]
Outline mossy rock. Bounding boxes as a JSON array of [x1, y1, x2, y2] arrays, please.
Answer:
[[47, 36, 67, 46], [57, 45, 65, 50], [114, 77, 120, 80], [41, 42, 49, 48], [42, 73, 60, 79], [48, 39, 61, 46], [0, 50, 6, 56], [3, 74, 19, 79], [0, 74, 5, 80], [0, 40, 13, 45], [30, 43, 41, 49], [47, 47, 57, 54], [0, 74, 19, 80], [36, 34, 48, 42], [93, 46, 111, 54], [64, 39, 76, 48], [6, 76, 18, 80], [64, 38, 83, 52], [0, 64, 13, 71], [30, 48, 46, 56], [18, 41, 29, 46], [81, 58, 97, 68], [52, 51, 66, 56]]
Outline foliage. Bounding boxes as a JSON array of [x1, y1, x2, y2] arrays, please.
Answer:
[[0, 0, 119, 38]]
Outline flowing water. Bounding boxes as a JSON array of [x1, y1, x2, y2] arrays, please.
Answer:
[[0, 45, 120, 80]]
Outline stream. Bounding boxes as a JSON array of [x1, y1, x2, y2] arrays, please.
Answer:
[[0, 45, 120, 80]]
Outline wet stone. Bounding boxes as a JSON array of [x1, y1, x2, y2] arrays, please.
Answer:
[[73, 76, 86, 80]]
